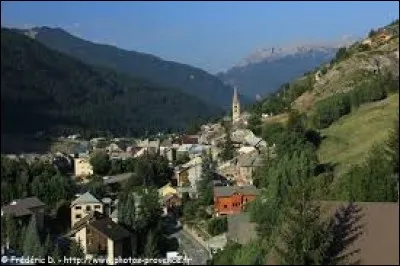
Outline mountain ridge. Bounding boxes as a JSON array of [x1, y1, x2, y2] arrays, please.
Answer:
[[1, 27, 222, 140], [217, 46, 338, 100], [15, 26, 252, 108]]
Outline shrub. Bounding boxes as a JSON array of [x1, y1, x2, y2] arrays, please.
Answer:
[[207, 217, 228, 236], [312, 93, 351, 129]]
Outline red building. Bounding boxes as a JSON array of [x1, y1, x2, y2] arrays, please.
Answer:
[[214, 186, 260, 216]]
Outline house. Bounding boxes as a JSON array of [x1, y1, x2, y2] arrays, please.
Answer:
[[237, 146, 257, 155], [160, 139, 175, 161], [235, 153, 265, 186], [67, 211, 133, 264], [74, 157, 93, 179], [70, 192, 104, 228], [135, 138, 160, 154], [158, 183, 178, 198], [231, 129, 253, 144], [188, 144, 211, 159], [106, 143, 124, 154], [175, 156, 203, 191], [1, 197, 45, 231], [181, 135, 199, 145], [162, 193, 182, 214], [244, 134, 267, 149], [214, 186, 260, 216]]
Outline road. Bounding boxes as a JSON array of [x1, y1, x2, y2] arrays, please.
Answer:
[[176, 229, 209, 265], [162, 215, 209, 265]]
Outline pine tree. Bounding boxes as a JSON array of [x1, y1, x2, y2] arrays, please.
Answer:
[[198, 152, 216, 205], [52, 244, 62, 262], [43, 233, 53, 257], [143, 229, 159, 258], [275, 180, 331, 265], [118, 190, 138, 230], [386, 115, 399, 174], [220, 124, 235, 161], [69, 239, 84, 258], [23, 218, 43, 257]]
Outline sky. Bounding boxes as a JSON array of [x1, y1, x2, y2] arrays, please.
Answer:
[[1, 1, 399, 73]]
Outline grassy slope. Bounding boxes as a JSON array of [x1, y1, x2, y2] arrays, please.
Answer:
[[317, 93, 399, 176]]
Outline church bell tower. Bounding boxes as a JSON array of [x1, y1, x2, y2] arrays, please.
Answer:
[[232, 86, 240, 123]]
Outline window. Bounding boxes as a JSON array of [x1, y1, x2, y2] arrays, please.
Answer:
[[94, 205, 101, 209], [223, 205, 227, 209], [75, 214, 81, 219], [86, 206, 91, 212], [75, 206, 82, 210]]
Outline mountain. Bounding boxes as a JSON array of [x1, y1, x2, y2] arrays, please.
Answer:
[[16, 26, 251, 108], [1, 28, 223, 139], [250, 19, 399, 174], [217, 45, 340, 100]]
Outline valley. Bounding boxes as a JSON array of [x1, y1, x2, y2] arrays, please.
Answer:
[[1, 2, 399, 265]]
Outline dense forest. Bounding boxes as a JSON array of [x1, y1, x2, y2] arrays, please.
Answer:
[[16, 26, 252, 109], [1, 28, 222, 138]]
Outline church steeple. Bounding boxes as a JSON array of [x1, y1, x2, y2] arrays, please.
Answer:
[[232, 86, 240, 123]]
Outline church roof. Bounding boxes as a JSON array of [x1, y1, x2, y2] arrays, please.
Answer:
[[71, 192, 102, 206]]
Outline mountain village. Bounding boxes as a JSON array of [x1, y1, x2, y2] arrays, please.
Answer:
[[1, 3, 399, 265], [1, 87, 277, 264]]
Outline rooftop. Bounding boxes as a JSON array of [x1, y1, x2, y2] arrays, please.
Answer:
[[214, 185, 260, 197], [1, 197, 45, 217], [69, 211, 130, 241], [90, 216, 131, 241], [71, 192, 102, 206]]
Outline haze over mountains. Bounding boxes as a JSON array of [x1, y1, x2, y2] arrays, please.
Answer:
[[16, 26, 252, 109], [218, 44, 342, 100]]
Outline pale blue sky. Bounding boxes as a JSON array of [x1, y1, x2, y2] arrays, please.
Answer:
[[1, 1, 398, 73]]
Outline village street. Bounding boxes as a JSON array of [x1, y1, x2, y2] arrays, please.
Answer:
[[162, 215, 209, 265]]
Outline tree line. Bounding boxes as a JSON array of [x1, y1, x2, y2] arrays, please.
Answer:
[[311, 71, 398, 129]]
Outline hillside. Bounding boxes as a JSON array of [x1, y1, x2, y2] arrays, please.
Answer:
[[249, 19, 399, 173], [318, 93, 399, 176], [217, 45, 338, 100], [1, 28, 222, 142], [17, 27, 251, 109]]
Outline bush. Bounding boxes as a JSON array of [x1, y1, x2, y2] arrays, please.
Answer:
[[261, 122, 285, 144], [358, 43, 371, 52], [207, 217, 228, 236], [312, 93, 351, 129], [335, 145, 398, 202]]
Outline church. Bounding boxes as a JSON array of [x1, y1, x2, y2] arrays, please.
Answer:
[[232, 87, 241, 123]]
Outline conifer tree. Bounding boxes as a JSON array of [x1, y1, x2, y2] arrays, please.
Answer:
[[220, 124, 235, 161], [52, 244, 62, 262], [143, 229, 159, 258], [275, 179, 332, 265], [69, 239, 84, 258], [23, 218, 43, 257], [43, 233, 53, 257]]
